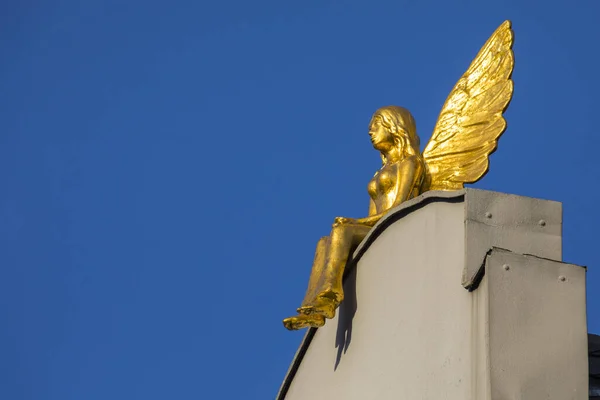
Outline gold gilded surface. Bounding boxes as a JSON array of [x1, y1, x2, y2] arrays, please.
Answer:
[[283, 21, 514, 330]]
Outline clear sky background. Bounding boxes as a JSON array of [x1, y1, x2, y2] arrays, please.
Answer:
[[1, 1, 599, 399]]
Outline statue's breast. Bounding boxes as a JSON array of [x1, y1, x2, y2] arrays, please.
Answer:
[[367, 178, 377, 199], [368, 165, 397, 199]]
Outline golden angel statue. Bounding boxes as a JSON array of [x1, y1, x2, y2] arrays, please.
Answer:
[[283, 21, 514, 330]]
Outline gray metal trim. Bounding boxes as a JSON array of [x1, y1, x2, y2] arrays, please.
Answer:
[[463, 189, 562, 289]]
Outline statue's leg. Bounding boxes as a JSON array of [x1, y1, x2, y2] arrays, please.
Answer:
[[316, 223, 370, 306], [298, 223, 370, 319], [299, 236, 330, 309], [282, 237, 330, 330], [282, 223, 370, 330]]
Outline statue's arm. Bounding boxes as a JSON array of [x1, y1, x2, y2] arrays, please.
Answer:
[[395, 156, 423, 203], [333, 198, 378, 227]]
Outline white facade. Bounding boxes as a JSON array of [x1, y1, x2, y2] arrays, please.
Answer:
[[279, 189, 587, 400]]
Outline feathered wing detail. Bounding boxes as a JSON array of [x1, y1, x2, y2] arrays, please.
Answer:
[[422, 20, 514, 191]]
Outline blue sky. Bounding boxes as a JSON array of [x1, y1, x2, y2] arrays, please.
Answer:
[[1, 1, 599, 399]]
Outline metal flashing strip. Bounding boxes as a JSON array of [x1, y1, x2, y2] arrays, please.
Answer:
[[276, 328, 317, 400], [462, 189, 562, 289]]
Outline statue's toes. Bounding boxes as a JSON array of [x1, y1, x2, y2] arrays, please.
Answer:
[[297, 297, 337, 319], [297, 305, 316, 315], [283, 314, 325, 330]]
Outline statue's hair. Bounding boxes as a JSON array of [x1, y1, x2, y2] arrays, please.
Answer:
[[371, 106, 421, 165]]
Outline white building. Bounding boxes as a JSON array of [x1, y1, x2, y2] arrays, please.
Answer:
[[279, 189, 590, 400]]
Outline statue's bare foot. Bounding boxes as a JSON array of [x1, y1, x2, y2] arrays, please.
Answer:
[[297, 295, 337, 319], [283, 314, 325, 330]]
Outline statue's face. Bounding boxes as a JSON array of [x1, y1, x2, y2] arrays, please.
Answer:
[[369, 114, 394, 151]]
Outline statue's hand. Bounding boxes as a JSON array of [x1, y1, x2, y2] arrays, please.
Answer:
[[333, 217, 356, 227]]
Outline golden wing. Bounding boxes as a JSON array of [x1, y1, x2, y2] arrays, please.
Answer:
[[422, 20, 514, 191]]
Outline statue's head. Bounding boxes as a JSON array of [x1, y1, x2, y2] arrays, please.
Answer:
[[369, 106, 420, 162]]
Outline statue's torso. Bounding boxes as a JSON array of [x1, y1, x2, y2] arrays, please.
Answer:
[[367, 159, 426, 214], [367, 163, 400, 214]]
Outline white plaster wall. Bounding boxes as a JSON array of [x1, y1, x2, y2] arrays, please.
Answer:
[[282, 195, 587, 400], [285, 201, 473, 399]]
